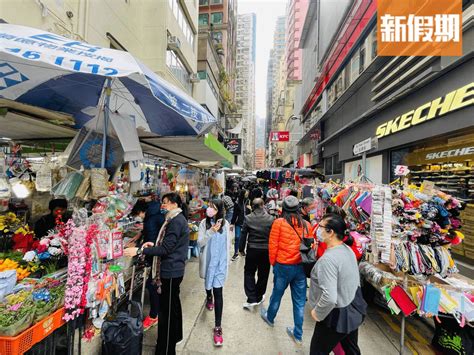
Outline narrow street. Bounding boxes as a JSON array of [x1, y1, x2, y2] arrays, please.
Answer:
[[141, 256, 436, 354]]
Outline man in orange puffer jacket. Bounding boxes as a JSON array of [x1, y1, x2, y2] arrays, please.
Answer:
[[260, 195, 311, 345]]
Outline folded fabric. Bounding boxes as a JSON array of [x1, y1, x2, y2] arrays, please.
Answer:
[[422, 284, 441, 316], [390, 285, 417, 316]]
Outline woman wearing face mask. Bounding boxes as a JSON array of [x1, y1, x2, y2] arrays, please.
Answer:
[[198, 199, 231, 347], [309, 213, 367, 355], [124, 193, 189, 355]]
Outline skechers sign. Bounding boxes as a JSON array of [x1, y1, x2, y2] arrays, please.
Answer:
[[426, 146, 474, 160], [375, 83, 474, 139]]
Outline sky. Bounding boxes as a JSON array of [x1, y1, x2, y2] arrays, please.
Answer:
[[237, 0, 287, 120]]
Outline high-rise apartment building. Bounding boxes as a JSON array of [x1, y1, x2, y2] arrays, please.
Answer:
[[197, 0, 237, 133], [285, 0, 309, 81], [235, 13, 256, 169]]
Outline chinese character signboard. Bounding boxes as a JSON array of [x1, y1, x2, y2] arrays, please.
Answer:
[[270, 131, 290, 142], [378, 0, 462, 56], [224, 138, 242, 155]]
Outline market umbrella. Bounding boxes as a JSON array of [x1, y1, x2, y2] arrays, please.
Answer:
[[0, 24, 216, 140]]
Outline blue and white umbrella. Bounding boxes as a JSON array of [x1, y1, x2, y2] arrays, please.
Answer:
[[0, 24, 216, 136]]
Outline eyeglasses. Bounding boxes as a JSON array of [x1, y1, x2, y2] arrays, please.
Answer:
[[318, 224, 331, 231]]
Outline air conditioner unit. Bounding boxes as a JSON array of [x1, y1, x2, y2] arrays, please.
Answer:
[[189, 73, 200, 83], [167, 36, 181, 51]]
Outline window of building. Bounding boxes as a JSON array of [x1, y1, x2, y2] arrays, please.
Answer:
[[359, 46, 366, 74], [350, 52, 360, 84], [166, 50, 192, 93], [335, 75, 343, 99], [211, 0, 223, 4], [197, 70, 207, 79], [371, 27, 377, 60], [169, 0, 195, 49], [199, 0, 208, 5], [199, 14, 209, 25], [211, 12, 223, 24], [324, 157, 333, 175], [213, 31, 223, 43]]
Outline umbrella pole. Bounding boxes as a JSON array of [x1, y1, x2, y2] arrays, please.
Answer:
[[101, 78, 112, 168]]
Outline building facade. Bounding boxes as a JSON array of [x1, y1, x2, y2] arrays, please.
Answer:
[[197, 0, 237, 137], [235, 13, 256, 169], [298, 0, 474, 189], [285, 0, 309, 81], [0, 0, 199, 96]]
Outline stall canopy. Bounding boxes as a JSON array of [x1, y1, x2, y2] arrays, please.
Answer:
[[0, 24, 216, 136], [141, 134, 233, 167]]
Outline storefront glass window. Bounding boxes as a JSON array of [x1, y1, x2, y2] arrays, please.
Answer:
[[371, 28, 377, 60], [359, 46, 365, 74]]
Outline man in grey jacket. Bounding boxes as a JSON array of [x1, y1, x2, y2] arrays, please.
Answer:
[[239, 198, 275, 309]]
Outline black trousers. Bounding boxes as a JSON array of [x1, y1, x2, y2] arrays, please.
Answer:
[[156, 276, 183, 355], [146, 275, 160, 319], [206, 287, 223, 327], [310, 322, 361, 355], [244, 248, 270, 303]]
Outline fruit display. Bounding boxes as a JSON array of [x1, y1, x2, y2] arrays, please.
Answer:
[[0, 258, 30, 281]]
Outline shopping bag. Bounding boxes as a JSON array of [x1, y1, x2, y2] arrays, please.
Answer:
[[101, 300, 143, 355]]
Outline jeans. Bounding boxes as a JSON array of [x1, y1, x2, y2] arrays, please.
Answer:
[[267, 263, 306, 341], [225, 208, 234, 224], [234, 225, 242, 255], [244, 248, 270, 303]]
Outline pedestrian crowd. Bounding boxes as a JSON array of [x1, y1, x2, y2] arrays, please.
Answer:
[[123, 179, 367, 355]]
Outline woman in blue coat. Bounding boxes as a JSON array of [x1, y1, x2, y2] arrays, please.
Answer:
[[198, 199, 230, 347]]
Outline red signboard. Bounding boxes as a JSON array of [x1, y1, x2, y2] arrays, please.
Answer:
[[270, 131, 290, 142]]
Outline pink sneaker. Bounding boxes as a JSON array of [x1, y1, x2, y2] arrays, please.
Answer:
[[213, 327, 223, 346], [143, 316, 158, 330]]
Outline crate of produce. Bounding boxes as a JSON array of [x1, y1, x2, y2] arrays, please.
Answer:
[[0, 307, 65, 355]]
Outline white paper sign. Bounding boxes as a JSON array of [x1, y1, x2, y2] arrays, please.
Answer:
[[394, 165, 410, 176]]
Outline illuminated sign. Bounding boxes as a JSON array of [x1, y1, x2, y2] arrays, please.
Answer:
[[375, 82, 474, 139]]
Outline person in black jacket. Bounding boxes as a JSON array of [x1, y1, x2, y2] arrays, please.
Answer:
[[34, 199, 70, 239], [231, 189, 250, 261], [124, 192, 189, 355], [239, 198, 275, 309]]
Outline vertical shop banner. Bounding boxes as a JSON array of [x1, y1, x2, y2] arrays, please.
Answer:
[[224, 139, 242, 155], [377, 0, 462, 56], [270, 131, 290, 142]]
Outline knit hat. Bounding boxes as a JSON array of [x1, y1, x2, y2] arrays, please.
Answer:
[[282, 196, 299, 213]]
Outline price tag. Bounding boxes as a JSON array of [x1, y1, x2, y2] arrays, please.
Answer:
[[421, 180, 435, 196], [394, 165, 410, 176]]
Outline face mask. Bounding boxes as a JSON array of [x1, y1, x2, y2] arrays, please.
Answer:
[[316, 227, 324, 243], [134, 216, 143, 222], [160, 208, 168, 215], [206, 207, 217, 218]]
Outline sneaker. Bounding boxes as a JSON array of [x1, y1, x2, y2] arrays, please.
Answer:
[[256, 295, 265, 306], [143, 316, 158, 330], [176, 339, 184, 346], [260, 307, 274, 327], [206, 298, 214, 311], [286, 327, 303, 345], [213, 327, 223, 346], [243, 301, 259, 309], [231, 253, 239, 261]]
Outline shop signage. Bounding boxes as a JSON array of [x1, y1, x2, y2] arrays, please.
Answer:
[[405, 143, 474, 165], [276, 148, 284, 157], [270, 131, 290, 142], [224, 138, 242, 155], [394, 165, 410, 176], [375, 82, 474, 139], [426, 146, 474, 160], [353, 137, 378, 155]]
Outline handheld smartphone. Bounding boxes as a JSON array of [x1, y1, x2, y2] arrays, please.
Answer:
[[216, 218, 223, 224]]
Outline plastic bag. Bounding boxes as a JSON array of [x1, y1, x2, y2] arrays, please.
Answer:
[[0, 309, 35, 337], [101, 300, 143, 355], [0, 176, 11, 212], [52, 171, 84, 200], [0, 270, 17, 299], [75, 169, 91, 200], [91, 168, 109, 199], [35, 163, 52, 192]]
